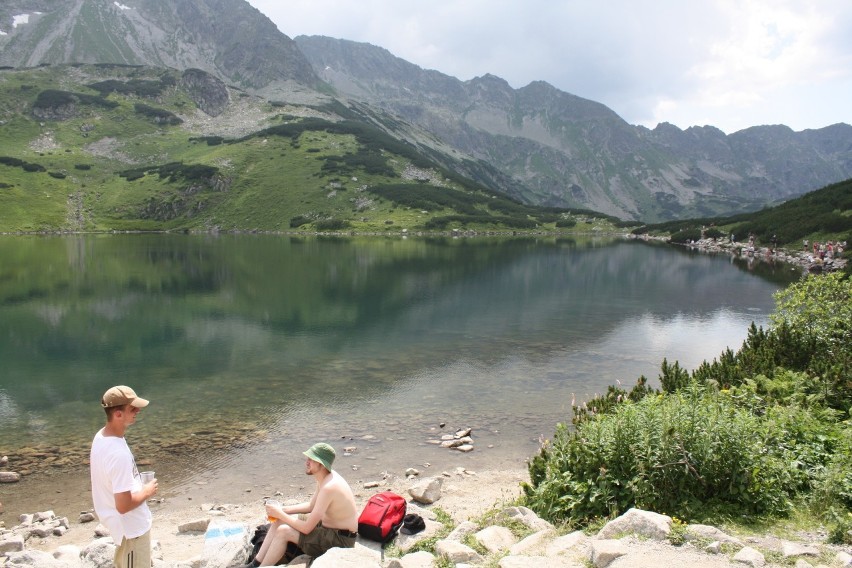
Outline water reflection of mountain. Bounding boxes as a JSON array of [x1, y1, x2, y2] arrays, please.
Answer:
[[0, 235, 787, 431]]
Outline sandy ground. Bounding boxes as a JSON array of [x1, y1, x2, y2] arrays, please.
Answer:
[[24, 469, 528, 563], [21, 468, 851, 567]]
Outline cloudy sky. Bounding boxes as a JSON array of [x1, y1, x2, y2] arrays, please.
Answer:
[[246, 0, 852, 134]]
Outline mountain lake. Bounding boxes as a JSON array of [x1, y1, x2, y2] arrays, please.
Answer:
[[0, 234, 802, 520]]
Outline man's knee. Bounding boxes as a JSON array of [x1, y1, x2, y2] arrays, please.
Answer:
[[274, 524, 299, 542]]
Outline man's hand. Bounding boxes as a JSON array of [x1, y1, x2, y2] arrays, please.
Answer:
[[265, 502, 285, 521]]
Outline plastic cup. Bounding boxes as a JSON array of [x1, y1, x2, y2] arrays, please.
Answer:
[[265, 499, 280, 523], [140, 471, 155, 484]]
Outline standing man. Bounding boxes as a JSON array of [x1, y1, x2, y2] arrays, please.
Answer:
[[90, 385, 158, 568], [245, 443, 358, 567]]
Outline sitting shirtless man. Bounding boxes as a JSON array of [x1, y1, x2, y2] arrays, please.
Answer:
[[243, 443, 358, 567]]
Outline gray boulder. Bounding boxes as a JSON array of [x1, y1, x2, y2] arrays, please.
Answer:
[[733, 546, 766, 567], [385, 551, 436, 568], [498, 506, 554, 532], [589, 539, 628, 568], [408, 477, 443, 504], [508, 528, 556, 556], [309, 543, 381, 567], [4, 549, 70, 567], [199, 521, 251, 568], [474, 525, 517, 553], [596, 508, 671, 540], [52, 544, 83, 567], [0, 535, 25, 554], [434, 539, 483, 564], [446, 520, 478, 542], [81, 537, 115, 568]]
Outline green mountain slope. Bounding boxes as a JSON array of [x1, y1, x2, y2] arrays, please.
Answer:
[[0, 64, 620, 233], [636, 178, 852, 248]]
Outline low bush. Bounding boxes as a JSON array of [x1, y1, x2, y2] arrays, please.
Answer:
[[670, 228, 702, 243], [289, 216, 310, 228], [134, 103, 182, 125], [524, 384, 793, 523], [314, 218, 350, 231]]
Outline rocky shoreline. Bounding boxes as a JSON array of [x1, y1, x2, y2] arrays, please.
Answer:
[[3, 467, 852, 568], [662, 235, 848, 274]]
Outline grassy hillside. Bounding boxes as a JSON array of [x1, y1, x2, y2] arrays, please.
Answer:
[[0, 64, 625, 234], [634, 178, 852, 248]]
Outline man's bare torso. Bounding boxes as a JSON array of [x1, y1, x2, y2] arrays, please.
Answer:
[[317, 471, 358, 531]]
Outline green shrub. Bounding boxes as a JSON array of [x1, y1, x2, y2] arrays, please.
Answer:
[[523, 384, 793, 524], [289, 216, 310, 228], [670, 229, 701, 243], [314, 218, 350, 231], [770, 273, 852, 410], [134, 103, 183, 125], [22, 162, 45, 173]]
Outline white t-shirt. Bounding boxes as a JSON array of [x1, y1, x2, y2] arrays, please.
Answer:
[[90, 428, 152, 544]]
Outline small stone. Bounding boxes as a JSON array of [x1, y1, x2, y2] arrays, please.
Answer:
[[590, 539, 628, 567], [434, 539, 482, 563], [35, 510, 55, 522], [364, 481, 380, 488], [409, 477, 443, 504], [405, 468, 420, 477], [0, 535, 25, 554], [0, 471, 21, 483], [178, 518, 210, 533], [29, 525, 53, 538], [781, 541, 819, 558], [455, 444, 474, 452], [474, 525, 516, 553], [733, 546, 766, 567]]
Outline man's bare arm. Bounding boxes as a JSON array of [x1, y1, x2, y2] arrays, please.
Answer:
[[114, 480, 158, 514], [273, 486, 333, 534]]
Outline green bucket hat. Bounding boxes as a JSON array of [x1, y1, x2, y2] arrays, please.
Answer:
[[303, 442, 335, 472]]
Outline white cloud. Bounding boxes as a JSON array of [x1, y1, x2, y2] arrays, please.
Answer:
[[248, 0, 852, 134]]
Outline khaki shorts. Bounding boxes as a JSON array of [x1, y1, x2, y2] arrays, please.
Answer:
[[115, 530, 152, 568], [298, 521, 356, 557]]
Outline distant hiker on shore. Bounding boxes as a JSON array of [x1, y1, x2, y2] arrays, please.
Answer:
[[242, 443, 358, 567], [90, 386, 158, 568]]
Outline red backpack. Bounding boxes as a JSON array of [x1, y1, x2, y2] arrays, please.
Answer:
[[357, 491, 407, 543]]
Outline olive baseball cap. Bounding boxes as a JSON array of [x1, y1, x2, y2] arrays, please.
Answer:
[[101, 385, 149, 409], [303, 443, 335, 471]]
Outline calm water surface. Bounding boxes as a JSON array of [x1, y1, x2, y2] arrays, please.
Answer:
[[0, 235, 799, 519]]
